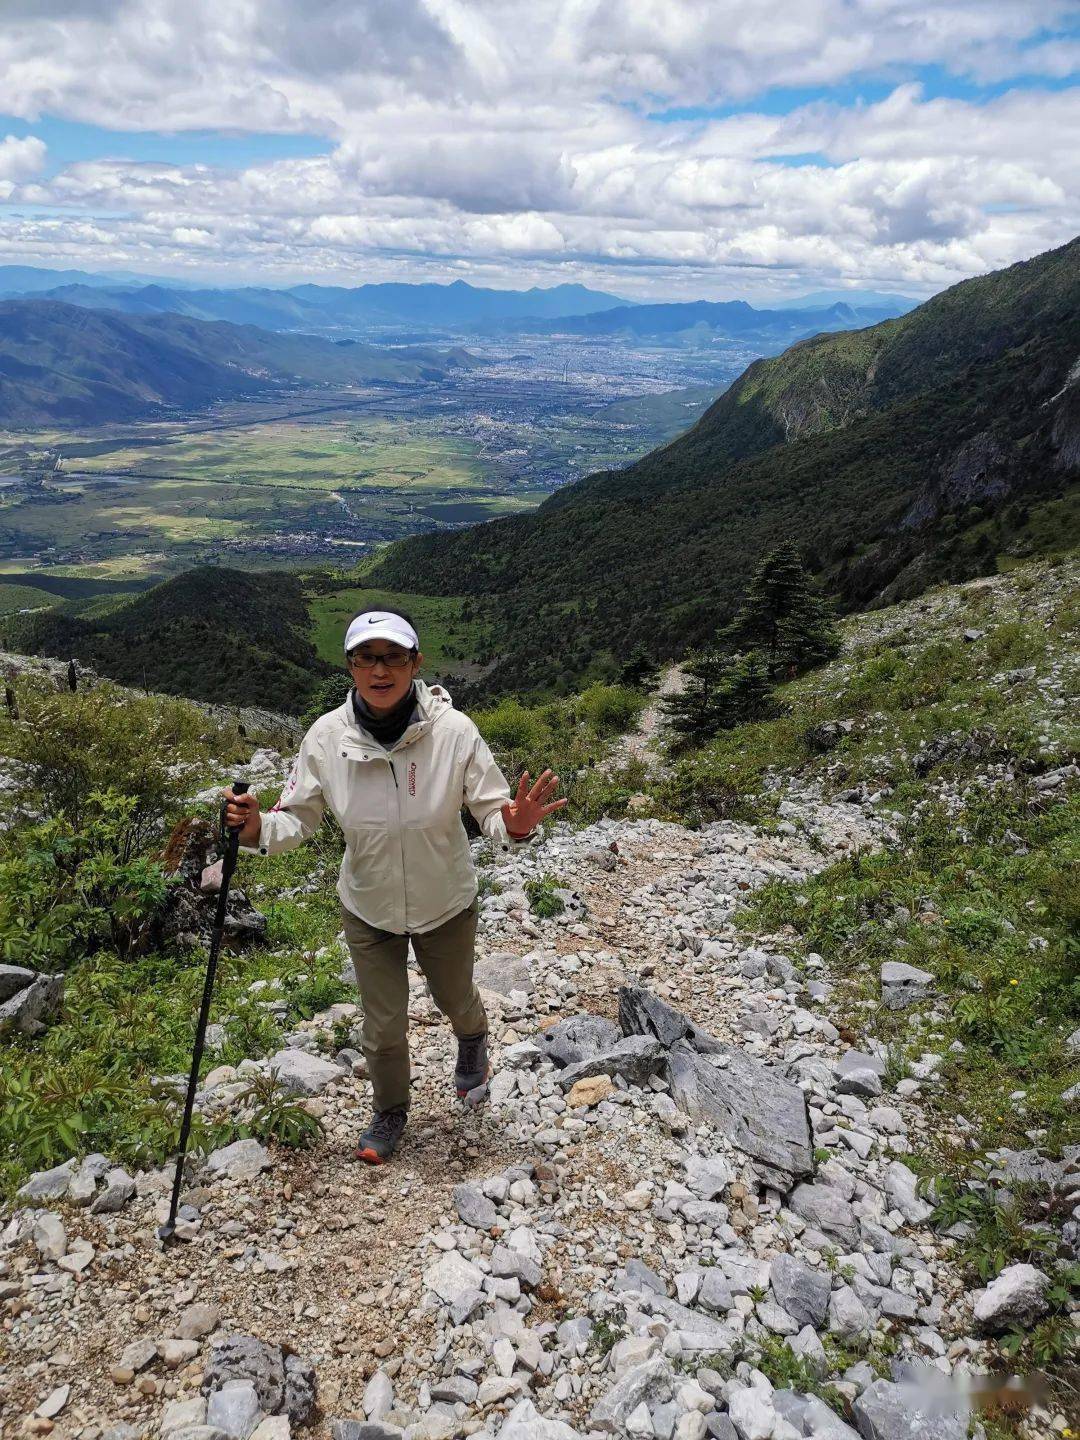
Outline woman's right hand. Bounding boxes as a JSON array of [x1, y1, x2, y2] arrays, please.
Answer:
[[223, 788, 262, 847]]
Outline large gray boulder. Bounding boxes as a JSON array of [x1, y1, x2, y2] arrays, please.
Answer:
[[789, 1182, 860, 1248], [499, 1399, 585, 1438], [88, 1167, 136, 1215], [853, 1379, 967, 1440], [0, 971, 63, 1036], [539, 1014, 620, 1068], [667, 1041, 813, 1187], [206, 1140, 272, 1183], [557, 1035, 666, 1089], [15, 1158, 76, 1203], [268, 1048, 342, 1095], [453, 1183, 497, 1231], [206, 1381, 262, 1440], [880, 962, 934, 1010], [883, 1161, 934, 1224], [589, 1357, 675, 1433], [474, 950, 533, 997], [769, 1253, 831, 1328], [203, 1335, 315, 1426], [0, 964, 36, 1002], [423, 1251, 485, 1305], [618, 985, 724, 1052], [972, 1263, 1051, 1333]]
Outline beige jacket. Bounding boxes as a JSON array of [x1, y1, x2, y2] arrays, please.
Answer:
[[242, 679, 531, 934]]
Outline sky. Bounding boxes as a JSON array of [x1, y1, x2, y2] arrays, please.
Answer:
[[0, 0, 1078, 303]]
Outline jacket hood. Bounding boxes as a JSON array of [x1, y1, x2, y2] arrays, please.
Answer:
[[414, 676, 454, 719]]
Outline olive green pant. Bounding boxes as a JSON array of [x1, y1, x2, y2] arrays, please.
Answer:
[[339, 896, 487, 1112]]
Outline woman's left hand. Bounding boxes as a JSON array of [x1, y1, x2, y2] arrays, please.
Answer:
[[502, 768, 567, 838]]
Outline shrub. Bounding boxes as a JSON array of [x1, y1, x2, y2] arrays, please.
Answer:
[[525, 874, 565, 918], [0, 678, 233, 847], [0, 792, 169, 968], [472, 698, 550, 761], [571, 683, 645, 737], [235, 1074, 323, 1149]]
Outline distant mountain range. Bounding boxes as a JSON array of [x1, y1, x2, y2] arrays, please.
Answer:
[[775, 289, 918, 311], [362, 235, 1080, 698], [477, 296, 909, 343], [0, 267, 922, 344], [0, 265, 198, 295], [0, 272, 629, 336], [0, 300, 480, 426]]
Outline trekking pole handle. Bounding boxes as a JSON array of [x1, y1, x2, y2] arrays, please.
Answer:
[[219, 780, 250, 853]]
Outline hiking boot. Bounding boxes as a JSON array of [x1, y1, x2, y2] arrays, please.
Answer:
[[454, 1031, 490, 1099], [355, 1105, 408, 1165]]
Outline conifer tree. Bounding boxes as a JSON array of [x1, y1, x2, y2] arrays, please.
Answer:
[[619, 646, 657, 690], [713, 649, 780, 728], [661, 647, 728, 745], [724, 541, 839, 677]]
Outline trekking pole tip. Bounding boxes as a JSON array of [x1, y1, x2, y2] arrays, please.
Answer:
[[156, 1221, 177, 1246]]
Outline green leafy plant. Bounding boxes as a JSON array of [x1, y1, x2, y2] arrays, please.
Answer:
[[746, 1336, 847, 1417], [1000, 1264, 1080, 1369], [928, 1171, 1059, 1282], [235, 1074, 324, 1150], [525, 874, 566, 918], [285, 969, 354, 1020], [589, 1308, 626, 1358]]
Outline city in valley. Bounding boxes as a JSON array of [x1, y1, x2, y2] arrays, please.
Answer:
[[0, 334, 759, 584]]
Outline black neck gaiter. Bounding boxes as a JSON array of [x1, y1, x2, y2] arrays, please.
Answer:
[[351, 683, 418, 747]]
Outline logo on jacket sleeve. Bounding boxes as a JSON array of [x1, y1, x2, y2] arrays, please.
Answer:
[[271, 762, 299, 812], [408, 761, 416, 796]]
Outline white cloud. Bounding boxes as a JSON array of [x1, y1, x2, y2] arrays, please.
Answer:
[[0, 1, 1077, 294]]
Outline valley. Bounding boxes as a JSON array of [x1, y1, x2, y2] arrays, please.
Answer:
[[0, 337, 731, 585]]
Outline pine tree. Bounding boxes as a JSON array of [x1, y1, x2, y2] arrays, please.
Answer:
[[724, 541, 839, 678], [661, 647, 728, 746], [619, 646, 657, 690], [713, 650, 782, 728]]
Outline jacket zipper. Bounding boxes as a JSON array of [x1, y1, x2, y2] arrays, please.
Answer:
[[387, 756, 409, 932]]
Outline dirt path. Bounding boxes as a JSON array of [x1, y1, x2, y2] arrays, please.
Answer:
[[603, 663, 686, 776]]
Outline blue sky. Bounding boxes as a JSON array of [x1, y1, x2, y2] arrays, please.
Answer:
[[0, 1, 1076, 300], [0, 115, 331, 179]]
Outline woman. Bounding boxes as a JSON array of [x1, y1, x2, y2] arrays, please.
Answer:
[[224, 608, 565, 1164]]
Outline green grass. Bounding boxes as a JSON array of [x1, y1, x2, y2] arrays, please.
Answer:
[[0, 827, 350, 1201], [58, 417, 487, 490]]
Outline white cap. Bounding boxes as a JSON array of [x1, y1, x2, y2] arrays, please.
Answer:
[[344, 610, 419, 654]]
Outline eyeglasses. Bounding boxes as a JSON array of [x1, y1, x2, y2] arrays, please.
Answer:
[[348, 648, 416, 669]]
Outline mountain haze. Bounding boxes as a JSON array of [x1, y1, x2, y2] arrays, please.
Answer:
[[478, 297, 901, 342], [0, 300, 473, 425], [9, 274, 629, 336]]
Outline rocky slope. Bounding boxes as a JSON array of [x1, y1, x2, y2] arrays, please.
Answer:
[[2, 564, 1077, 1440]]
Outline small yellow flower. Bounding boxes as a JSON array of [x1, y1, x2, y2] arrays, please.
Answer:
[[1009, 978, 1018, 986]]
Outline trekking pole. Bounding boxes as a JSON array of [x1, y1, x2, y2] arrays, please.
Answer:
[[157, 780, 249, 1245]]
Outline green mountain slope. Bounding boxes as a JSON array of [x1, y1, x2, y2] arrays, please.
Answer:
[[362, 237, 1080, 698], [0, 301, 456, 427], [10, 567, 334, 713]]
